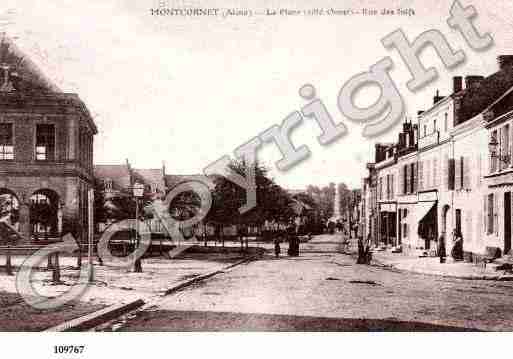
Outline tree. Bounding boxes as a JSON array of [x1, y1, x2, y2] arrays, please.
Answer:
[[206, 160, 294, 248]]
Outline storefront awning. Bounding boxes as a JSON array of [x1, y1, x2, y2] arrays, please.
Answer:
[[402, 202, 436, 224]]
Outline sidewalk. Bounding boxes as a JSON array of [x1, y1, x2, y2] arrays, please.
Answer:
[[372, 250, 513, 280], [0, 249, 252, 307]]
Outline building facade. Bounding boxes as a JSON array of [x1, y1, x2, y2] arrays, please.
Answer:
[[0, 36, 97, 244], [363, 55, 513, 259]]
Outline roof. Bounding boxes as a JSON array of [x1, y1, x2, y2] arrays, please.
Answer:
[[132, 168, 166, 194], [0, 34, 60, 93], [165, 174, 215, 190], [94, 164, 131, 190], [457, 66, 513, 124]]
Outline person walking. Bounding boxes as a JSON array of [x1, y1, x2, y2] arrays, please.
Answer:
[[274, 236, 281, 258], [438, 233, 446, 263]]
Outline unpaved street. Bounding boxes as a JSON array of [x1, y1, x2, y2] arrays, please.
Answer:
[[120, 234, 513, 331]]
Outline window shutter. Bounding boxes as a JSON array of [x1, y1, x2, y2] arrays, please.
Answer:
[[426, 160, 431, 188], [443, 155, 449, 189], [413, 162, 418, 193], [449, 158, 455, 190], [463, 156, 471, 189], [494, 193, 499, 235], [405, 165, 411, 194], [477, 154, 481, 188], [455, 157, 461, 190], [418, 161, 424, 190], [391, 174, 394, 198], [433, 158, 438, 187], [483, 194, 488, 234], [466, 210, 473, 243], [399, 166, 404, 195]]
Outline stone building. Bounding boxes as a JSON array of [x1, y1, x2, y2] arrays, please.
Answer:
[[0, 35, 97, 243]]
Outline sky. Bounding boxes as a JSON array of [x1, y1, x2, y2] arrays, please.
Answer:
[[2, 0, 513, 190]]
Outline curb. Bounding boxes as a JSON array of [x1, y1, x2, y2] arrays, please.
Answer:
[[160, 254, 259, 296], [372, 257, 513, 281], [44, 299, 145, 332]]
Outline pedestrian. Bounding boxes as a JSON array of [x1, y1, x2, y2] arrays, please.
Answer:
[[438, 233, 446, 263], [451, 229, 464, 261], [274, 236, 281, 258]]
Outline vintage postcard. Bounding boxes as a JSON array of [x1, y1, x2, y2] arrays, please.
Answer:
[[1, 0, 513, 357]]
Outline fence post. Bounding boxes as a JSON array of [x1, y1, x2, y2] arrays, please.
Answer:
[[52, 252, 61, 284], [6, 247, 13, 276], [47, 254, 53, 270]]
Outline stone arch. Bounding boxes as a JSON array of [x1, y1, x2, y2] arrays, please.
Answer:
[[30, 188, 61, 239]]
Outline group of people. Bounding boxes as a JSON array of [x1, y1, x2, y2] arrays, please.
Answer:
[[437, 229, 464, 263], [273, 225, 301, 258]]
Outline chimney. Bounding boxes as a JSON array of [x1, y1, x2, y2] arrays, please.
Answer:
[[498, 55, 513, 70], [465, 75, 484, 89], [433, 90, 444, 104], [453, 76, 463, 93]]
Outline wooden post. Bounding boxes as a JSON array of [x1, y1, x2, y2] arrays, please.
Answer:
[[6, 247, 13, 276], [47, 254, 53, 270], [52, 253, 60, 284], [88, 189, 94, 283]]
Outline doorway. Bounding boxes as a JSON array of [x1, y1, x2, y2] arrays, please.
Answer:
[[505, 192, 511, 255]]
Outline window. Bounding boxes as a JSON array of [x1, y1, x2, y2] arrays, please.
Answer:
[[0, 123, 14, 160], [444, 113, 448, 132], [36, 124, 55, 161], [433, 119, 437, 133], [423, 124, 427, 137]]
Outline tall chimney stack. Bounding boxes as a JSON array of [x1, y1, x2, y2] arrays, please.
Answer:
[[453, 76, 463, 93], [465, 75, 484, 89], [433, 89, 444, 105]]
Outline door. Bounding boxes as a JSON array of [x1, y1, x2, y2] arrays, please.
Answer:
[[505, 192, 511, 254]]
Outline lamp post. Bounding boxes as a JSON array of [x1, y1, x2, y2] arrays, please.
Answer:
[[132, 182, 144, 273]]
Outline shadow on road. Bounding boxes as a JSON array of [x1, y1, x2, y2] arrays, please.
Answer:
[[120, 309, 479, 332]]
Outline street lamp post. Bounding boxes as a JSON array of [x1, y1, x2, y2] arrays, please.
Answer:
[[132, 182, 145, 273]]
